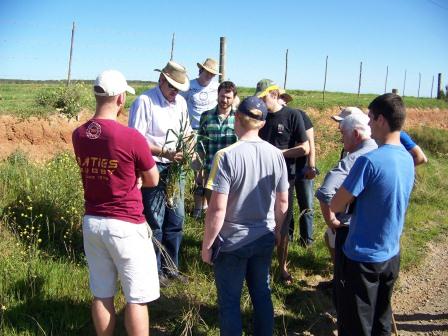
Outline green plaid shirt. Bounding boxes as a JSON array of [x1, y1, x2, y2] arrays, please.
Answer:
[[196, 107, 237, 173]]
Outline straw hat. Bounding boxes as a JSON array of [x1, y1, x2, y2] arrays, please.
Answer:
[[197, 58, 221, 75], [155, 61, 190, 92]]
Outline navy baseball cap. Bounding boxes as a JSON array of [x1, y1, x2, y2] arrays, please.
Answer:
[[237, 96, 268, 121]]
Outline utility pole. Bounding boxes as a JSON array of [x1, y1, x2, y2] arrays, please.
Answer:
[[67, 21, 75, 86]]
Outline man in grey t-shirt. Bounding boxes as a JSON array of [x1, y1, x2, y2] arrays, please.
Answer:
[[201, 96, 289, 336]]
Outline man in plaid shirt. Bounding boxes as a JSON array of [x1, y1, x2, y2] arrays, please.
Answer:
[[196, 81, 238, 205]]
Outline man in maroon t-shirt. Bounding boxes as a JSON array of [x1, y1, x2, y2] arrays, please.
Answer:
[[72, 70, 159, 336]]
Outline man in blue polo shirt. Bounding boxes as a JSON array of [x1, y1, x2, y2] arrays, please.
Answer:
[[331, 93, 415, 335]]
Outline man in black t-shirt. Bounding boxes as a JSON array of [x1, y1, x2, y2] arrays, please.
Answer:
[[255, 79, 310, 284], [294, 110, 317, 246]]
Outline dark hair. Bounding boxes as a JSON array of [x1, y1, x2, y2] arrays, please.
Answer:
[[368, 93, 406, 131], [218, 81, 237, 97]]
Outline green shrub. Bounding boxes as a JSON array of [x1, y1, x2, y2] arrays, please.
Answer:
[[35, 83, 90, 119]]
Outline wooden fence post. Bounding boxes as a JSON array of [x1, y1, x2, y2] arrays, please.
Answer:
[[437, 73, 442, 99], [431, 75, 434, 98], [403, 70, 407, 97], [67, 21, 75, 86], [384, 65, 389, 93], [322, 55, 328, 102], [417, 72, 421, 98], [284, 49, 288, 89], [170, 32, 175, 61], [219, 37, 226, 83], [357, 61, 362, 99]]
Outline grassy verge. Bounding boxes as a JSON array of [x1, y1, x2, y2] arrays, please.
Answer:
[[1, 126, 447, 334]]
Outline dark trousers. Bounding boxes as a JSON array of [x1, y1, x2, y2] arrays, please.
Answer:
[[333, 226, 349, 309], [336, 251, 400, 336]]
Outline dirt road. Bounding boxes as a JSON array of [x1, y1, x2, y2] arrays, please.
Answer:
[[392, 234, 448, 335]]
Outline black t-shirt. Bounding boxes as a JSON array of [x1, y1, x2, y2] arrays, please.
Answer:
[[259, 106, 308, 178], [295, 110, 313, 174]]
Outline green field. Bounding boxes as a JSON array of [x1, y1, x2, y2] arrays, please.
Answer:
[[0, 81, 447, 334], [1, 80, 447, 118]]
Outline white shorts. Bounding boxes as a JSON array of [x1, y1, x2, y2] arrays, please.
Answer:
[[325, 227, 336, 249], [83, 215, 160, 303]]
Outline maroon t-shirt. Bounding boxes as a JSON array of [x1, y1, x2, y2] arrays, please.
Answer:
[[72, 119, 155, 224]]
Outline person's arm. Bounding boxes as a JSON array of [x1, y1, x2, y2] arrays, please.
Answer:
[[409, 145, 428, 166], [282, 141, 310, 158], [283, 109, 310, 158], [330, 186, 355, 213], [149, 145, 183, 162], [319, 200, 341, 230], [274, 190, 289, 244], [201, 191, 228, 264], [303, 127, 317, 179], [140, 165, 159, 188]]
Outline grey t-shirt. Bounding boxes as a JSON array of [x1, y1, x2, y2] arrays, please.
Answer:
[[206, 139, 289, 251], [315, 139, 377, 225]]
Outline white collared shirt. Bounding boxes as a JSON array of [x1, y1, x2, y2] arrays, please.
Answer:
[[128, 86, 191, 163]]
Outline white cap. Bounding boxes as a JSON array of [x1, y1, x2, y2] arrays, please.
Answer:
[[93, 70, 135, 96], [332, 106, 365, 122]]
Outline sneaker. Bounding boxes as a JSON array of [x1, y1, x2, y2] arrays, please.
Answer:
[[159, 274, 170, 288], [299, 238, 314, 248], [167, 272, 189, 284]]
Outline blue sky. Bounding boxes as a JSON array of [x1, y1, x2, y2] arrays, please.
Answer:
[[1, 0, 447, 97]]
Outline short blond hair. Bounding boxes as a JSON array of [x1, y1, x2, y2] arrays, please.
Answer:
[[236, 110, 264, 129]]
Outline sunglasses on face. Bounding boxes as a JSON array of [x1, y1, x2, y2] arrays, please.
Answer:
[[166, 81, 179, 92]]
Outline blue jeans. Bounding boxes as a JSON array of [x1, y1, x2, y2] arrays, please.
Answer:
[[141, 163, 185, 275], [294, 177, 314, 245], [213, 233, 275, 336]]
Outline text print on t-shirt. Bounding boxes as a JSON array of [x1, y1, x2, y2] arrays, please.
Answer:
[[76, 156, 118, 181]]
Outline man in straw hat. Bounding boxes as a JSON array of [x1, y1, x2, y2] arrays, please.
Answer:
[[202, 96, 288, 335], [128, 60, 192, 286], [331, 93, 415, 335], [182, 57, 221, 218], [73, 70, 160, 335], [183, 57, 221, 130], [255, 79, 310, 285]]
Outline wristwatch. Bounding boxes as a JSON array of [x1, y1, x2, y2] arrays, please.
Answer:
[[307, 166, 319, 175]]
